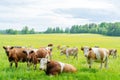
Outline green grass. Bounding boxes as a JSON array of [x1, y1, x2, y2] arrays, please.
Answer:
[[0, 34, 120, 80]]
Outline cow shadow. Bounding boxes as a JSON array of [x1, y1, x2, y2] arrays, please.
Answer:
[[80, 67, 98, 73]]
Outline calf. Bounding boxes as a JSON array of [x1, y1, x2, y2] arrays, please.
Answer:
[[60, 47, 78, 59], [39, 58, 77, 75], [23, 47, 51, 70], [109, 49, 117, 58], [3, 46, 27, 68], [81, 46, 109, 69]]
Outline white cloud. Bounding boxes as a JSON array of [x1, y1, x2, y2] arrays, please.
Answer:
[[0, 0, 120, 31]]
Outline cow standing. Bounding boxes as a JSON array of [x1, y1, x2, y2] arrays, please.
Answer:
[[3, 46, 27, 68], [81, 46, 109, 69], [23, 47, 51, 70], [60, 47, 78, 59]]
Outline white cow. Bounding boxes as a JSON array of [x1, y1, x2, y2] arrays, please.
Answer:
[[60, 47, 78, 59], [81, 46, 109, 69]]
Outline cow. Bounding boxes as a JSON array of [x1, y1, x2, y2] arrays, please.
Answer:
[[3, 46, 27, 68], [22, 47, 51, 70], [81, 46, 109, 69], [39, 58, 77, 75], [60, 47, 78, 59], [109, 49, 117, 58]]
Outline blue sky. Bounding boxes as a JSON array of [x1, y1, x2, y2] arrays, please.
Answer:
[[0, 0, 120, 31]]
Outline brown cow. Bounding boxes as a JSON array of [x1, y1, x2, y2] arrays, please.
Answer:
[[3, 46, 27, 68], [39, 58, 77, 75], [23, 47, 51, 70], [81, 46, 109, 69]]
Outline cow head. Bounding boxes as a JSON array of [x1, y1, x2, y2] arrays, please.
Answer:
[[60, 49, 66, 55], [81, 46, 92, 57], [3, 46, 14, 56], [39, 58, 50, 71], [23, 48, 34, 61], [109, 49, 117, 58]]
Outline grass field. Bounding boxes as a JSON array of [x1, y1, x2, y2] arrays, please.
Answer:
[[0, 34, 120, 80]]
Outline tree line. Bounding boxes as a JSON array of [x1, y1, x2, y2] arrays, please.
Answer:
[[44, 22, 120, 36], [0, 26, 36, 34], [0, 22, 120, 36]]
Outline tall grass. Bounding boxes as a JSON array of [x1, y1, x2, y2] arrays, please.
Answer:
[[0, 34, 120, 80]]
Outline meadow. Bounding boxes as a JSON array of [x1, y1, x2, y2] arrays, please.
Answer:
[[0, 34, 120, 80]]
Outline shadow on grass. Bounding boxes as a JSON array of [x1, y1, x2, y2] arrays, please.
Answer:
[[80, 67, 98, 73]]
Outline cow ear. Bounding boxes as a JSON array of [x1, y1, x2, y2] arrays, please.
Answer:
[[10, 47, 14, 49], [23, 50, 26, 54], [3, 46, 6, 49], [81, 47, 83, 51], [89, 48, 92, 50], [115, 49, 117, 53]]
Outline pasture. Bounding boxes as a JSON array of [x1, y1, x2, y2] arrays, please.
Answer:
[[0, 34, 120, 80]]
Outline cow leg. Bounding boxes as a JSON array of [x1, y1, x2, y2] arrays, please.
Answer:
[[66, 53, 69, 59], [87, 58, 92, 68], [33, 62, 37, 70], [73, 53, 78, 60], [50, 53, 52, 60], [27, 62, 31, 70], [14, 59, 18, 68], [15, 62, 18, 68], [104, 58, 108, 69], [10, 62, 13, 67], [100, 61, 103, 69]]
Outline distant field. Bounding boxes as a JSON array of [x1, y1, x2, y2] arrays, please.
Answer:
[[0, 34, 120, 80]]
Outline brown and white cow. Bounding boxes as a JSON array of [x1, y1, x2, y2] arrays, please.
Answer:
[[60, 47, 78, 59], [22, 47, 51, 70], [3, 46, 27, 68], [39, 58, 77, 75], [109, 49, 117, 58], [81, 46, 109, 69]]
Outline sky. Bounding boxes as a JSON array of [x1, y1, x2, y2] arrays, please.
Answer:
[[0, 0, 120, 31]]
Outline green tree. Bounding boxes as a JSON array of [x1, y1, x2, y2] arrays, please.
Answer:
[[21, 26, 29, 34]]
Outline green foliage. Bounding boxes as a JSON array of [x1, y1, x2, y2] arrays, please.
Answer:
[[44, 22, 120, 36], [44, 27, 63, 33]]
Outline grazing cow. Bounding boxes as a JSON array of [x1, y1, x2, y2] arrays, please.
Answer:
[[81, 46, 109, 69], [39, 58, 77, 75], [3, 46, 27, 68], [23, 47, 51, 70], [60, 47, 78, 59], [109, 49, 117, 58]]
